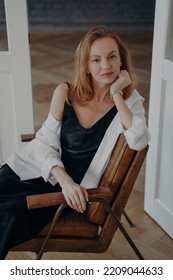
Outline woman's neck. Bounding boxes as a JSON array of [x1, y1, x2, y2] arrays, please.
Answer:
[[92, 84, 110, 104]]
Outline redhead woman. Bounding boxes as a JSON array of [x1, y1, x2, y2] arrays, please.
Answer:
[[0, 26, 149, 259]]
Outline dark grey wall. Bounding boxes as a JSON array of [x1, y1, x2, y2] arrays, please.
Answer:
[[0, 0, 156, 31]]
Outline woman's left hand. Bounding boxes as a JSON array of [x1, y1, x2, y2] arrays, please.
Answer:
[[110, 70, 132, 92], [110, 70, 133, 130]]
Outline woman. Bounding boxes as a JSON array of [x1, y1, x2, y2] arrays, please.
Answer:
[[0, 26, 149, 259]]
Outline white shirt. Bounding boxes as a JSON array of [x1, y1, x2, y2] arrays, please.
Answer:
[[6, 90, 150, 188]]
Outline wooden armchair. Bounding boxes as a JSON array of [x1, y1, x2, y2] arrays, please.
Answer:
[[11, 134, 148, 260]]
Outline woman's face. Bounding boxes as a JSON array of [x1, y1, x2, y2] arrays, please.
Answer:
[[87, 37, 122, 87]]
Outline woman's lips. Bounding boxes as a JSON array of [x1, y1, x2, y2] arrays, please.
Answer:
[[101, 72, 114, 77]]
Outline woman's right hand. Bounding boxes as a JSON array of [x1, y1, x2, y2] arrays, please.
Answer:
[[61, 180, 89, 213], [51, 165, 88, 213]]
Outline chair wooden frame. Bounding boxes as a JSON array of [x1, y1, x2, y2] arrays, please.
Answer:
[[11, 134, 149, 260]]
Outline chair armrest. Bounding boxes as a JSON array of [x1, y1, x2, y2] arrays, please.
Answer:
[[26, 187, 112, 210], [21, 134, 35, 142]]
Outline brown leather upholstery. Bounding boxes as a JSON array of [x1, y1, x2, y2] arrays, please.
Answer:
[[40, 208, 98, 238], [87, 134, 135, 224]]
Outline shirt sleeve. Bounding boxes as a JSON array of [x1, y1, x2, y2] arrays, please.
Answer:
[[121, 98, 150, 151], [33, 112, 64, 182]]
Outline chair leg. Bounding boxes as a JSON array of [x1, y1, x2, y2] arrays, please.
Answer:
[[123, 211, 135, 227], [35, 200, 143, 260], [36, 203, 67, 260], [92, 198, 144, 260]]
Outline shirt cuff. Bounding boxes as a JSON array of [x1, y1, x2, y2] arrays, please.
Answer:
[[41, 156, 64, 183]]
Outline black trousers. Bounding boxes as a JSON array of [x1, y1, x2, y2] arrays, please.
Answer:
[[0, 164, 61, 260]]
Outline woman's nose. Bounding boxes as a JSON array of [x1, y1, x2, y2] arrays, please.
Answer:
[[101, 58, 111, 69]]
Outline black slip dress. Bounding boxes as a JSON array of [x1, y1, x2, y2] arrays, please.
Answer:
[[61, 101, 117, 184]]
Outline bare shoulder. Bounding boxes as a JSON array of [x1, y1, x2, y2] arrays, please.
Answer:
[[50, 83, 69, 120]]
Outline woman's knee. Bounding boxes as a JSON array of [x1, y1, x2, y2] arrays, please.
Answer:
[[1, 197, 27, 213], [0, 175, 18, 194]]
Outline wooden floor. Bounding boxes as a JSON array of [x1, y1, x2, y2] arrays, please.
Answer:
[[2, 30, 173, 260]]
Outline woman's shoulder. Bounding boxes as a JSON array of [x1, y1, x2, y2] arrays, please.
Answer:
[[53, 82, 69, 100], [50, 83, 69, 120]]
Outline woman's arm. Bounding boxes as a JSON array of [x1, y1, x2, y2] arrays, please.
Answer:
[[110, 70, 133, 130], [33, 84, 88, 212], [112, 93, 132, 130], [49, 83, 68, 121], [123, 97, 150, 150], [51, 165, 88, 213], [50, 84, 89, 212], [110, 71, 149, 150], [33, 83, 68, 182]]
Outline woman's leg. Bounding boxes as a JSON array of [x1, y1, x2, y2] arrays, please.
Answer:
[[0, 210, 19, 260], [0, 164, 61, 259]]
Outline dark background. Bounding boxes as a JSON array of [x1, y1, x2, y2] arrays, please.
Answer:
[[0, 0, 156, 31]]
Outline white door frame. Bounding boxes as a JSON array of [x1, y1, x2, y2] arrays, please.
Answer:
[[0, 0, 34, 160], [145, 0, 173, 238]]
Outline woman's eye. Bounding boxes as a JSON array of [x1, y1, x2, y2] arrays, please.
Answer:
[[92, 59, 100, 63], [109, 55, 116, 60]]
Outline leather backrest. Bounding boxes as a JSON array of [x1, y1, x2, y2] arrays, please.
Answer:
[[86, 134, 138, 224]]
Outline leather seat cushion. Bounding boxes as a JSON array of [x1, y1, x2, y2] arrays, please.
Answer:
[[39, 207, 98, 238]]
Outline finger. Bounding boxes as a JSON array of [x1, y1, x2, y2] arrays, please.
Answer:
[[62, 186, 81, 211], [78, 191, 87, 212], [74, 186, 88, 212], [83, 188, 89, 202], [123, 70, 130, 78], [64, 192, 80, 211], [65, 197, 76, 210], [70, 193, 84, 213], [118, 71, 126, 78], [120, 70, 127, 76]]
